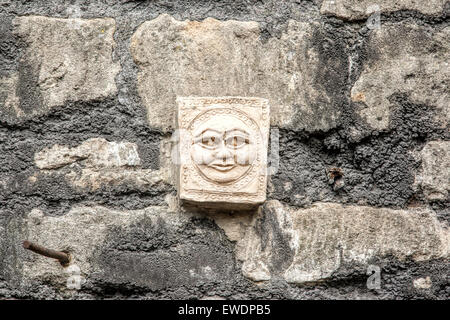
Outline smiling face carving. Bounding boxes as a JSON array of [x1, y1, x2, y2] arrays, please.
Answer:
[[191, 114, 257, 184], [177, 97, 269, 208]]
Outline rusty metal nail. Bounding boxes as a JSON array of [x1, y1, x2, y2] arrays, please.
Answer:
[[328, 167, 344, 180], [23, 240, 71, 266], [327, 167, 345, 191]]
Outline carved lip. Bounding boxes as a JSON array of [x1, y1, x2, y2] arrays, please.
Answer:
[[210, 163, 236, 172]]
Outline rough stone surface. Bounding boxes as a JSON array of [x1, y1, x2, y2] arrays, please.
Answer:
[[351, 23, 449, 131], [413, 276, 433, 289], [131, 14, 347, 132], [414, 141, 450, 202], [0, 73, 20, 116], [208, 211, 253, 243], [33, 137, 171, 192], [1, 15, 120, 122], [1, 0, 449, 300], [16, 206, 237, 295], [35, 137, 141, 170], [236, 201, 449, 283], [321, 0, 448, 20]]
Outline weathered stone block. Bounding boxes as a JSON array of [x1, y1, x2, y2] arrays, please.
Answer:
[[35, 138, 141, 170], [351, 23, 449, 130], [131, 14, 347, 132], [236, 201, 449, 283], [414, 141, 450, 201], [177, 97, 269, 208], [21, 206, 235, 292], [321, 0, 448, 20], [7, 16, 120, 118], [33, 138, 170, 192]]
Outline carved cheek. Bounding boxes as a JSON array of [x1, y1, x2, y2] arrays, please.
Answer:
[[247, 144, 258, 164], [235, 146, 251, 165], [192, 144, 215, 165]]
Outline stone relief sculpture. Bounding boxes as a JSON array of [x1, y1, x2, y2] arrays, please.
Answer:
[[176, 97, 270, 208]]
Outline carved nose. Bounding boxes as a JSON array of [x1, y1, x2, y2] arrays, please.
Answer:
[[215, 143, 232, 163]]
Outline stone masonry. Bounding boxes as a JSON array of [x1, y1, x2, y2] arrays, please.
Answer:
[[0, 1, 449, 299]]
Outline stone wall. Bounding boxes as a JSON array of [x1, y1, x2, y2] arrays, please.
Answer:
[[0, 0, 448, 299]]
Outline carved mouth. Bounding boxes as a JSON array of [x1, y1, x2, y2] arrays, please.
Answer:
[[210, 164, 236, 172]]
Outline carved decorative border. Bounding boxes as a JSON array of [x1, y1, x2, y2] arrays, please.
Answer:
[[178, 97, 269, 204]]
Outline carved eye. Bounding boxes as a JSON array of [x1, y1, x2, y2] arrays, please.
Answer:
[[199, 135, 220, 149], [225, 135, 249, 149]]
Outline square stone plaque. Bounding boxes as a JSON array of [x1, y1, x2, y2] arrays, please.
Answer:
[[176, 97, 270, 209]]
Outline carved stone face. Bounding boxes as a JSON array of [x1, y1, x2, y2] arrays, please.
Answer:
[[191, 114, 257, 184], [177, 97, 270, 208]]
